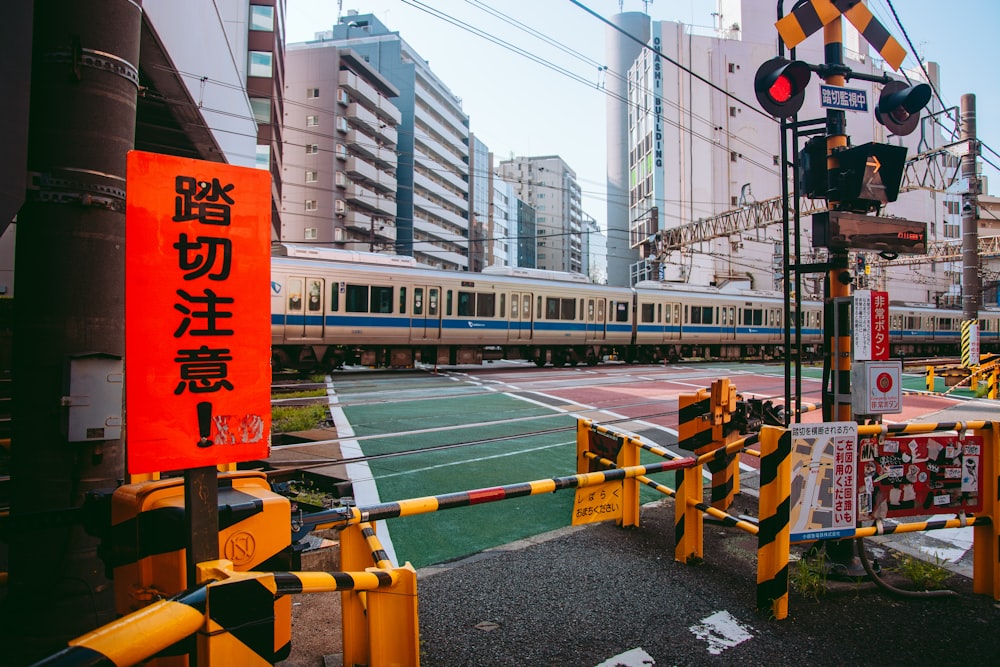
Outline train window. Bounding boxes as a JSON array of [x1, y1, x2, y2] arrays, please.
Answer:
[[546, 297, 560, 320], [414, 288, 423, 315], [537, 296, 543, 319], [615, 301, 628, 322], [429, 289, 439, 316], [399, 287, 407, 315], [512, 294, 519, 317], [588, 300, 595, 322], [307, 279, 323, 312], [524, 297, 531, 319], [371, 286, 393, 314], [331, 284, 339, 312], [598, 301, 606, 322], [744, 309, 763, 326], [477, 293, 495, 317], [561, 298, 576, 320], [346, 284, 368, 313], [446, 290, 453, 316], [288, 278, 303, 311], [458, 291, 474, 316], [641, 303, 654, 323], [689, 306, 713, 324], [905, 316, 918, 330], [657, 303, 662, 323], [500, 294, 505, 318]]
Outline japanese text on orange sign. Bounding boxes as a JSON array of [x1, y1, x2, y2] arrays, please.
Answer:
[[125, 151, 271, 474]]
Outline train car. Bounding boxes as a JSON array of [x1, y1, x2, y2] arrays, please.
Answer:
[[631, 281, 822, 361], [271, 244, 995, 370], [271, 244, 632, 370]]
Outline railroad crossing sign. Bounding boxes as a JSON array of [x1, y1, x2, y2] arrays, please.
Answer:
[[776, 0, 907, 70]]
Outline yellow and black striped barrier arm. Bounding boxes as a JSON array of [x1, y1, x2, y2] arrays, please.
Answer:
[[33, 586, 208, 666]]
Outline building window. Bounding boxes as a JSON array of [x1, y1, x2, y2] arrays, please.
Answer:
[[250, 97, 271, 125], [307, 87, 320, 98], [305, 170, 318, 183], [248, 51, 273, 77], [255, 144, 270, 170], [306, 115, 319, 127], [730, 151, 739, 162], [729, 106, 737, 117], [249, 5, 274, 31], [773, 155, 780, 166], [305, 144, 319, 154], [304, 227, 318, 240], [305, 200, 318, 211]]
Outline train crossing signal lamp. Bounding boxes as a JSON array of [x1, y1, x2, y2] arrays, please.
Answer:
[[830, 142, 908, 213], [754, 57, 811, 118], [876, 80, 932, 136]]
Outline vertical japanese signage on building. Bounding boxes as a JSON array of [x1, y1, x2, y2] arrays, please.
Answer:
[[854, 289, 889, 361], [125, 151, 271, 474]]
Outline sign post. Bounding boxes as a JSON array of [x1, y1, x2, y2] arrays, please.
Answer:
[[125, 151, 272, 583]]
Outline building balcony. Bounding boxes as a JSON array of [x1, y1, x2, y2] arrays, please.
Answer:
[[374, 169, 397, 194], [413, 192, 467, 231], [346, 102, 380, 132], [414, 134, 467, 176], [345, 182, 397, 218], [345, 155, 379, 186], [415, 111, 467, 159], [342, 209, 397, 243], [413, 168, 458, 204]]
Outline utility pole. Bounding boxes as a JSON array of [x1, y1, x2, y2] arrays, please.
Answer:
[[5, 1, 140, 659], [961, 94, 980, 322]]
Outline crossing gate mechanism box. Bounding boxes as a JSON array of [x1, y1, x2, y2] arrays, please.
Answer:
[[109, 471, 291, 614]]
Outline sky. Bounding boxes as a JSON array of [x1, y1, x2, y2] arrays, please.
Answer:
[[284, 0, 999, 232]]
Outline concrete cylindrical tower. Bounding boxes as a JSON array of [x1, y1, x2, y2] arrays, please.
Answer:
[[605, 12, 650, 286]]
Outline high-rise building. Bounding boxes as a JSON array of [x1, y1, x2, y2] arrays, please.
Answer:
[[615, 1, 949, 302], [317, 11, 471, 270], [244, 0, 287, 241], [604, 12, 651, 286], [282, 42, 401, 249], [515, 198, 537, 269], [498, 156, 583, 274], [469, 135, 491, 271]]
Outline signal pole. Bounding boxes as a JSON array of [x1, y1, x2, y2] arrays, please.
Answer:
[[822, 18, 852, 424], [961, 94, 980, 323]]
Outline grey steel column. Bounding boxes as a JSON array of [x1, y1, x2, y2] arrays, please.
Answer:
[[961, 94, 980, 322], [7, 0, 141, 656]]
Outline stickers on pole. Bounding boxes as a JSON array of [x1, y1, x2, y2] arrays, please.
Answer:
[[125, 151, 272, 474]]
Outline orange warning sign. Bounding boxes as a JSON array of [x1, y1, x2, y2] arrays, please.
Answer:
[[125, 151, 271, 474]]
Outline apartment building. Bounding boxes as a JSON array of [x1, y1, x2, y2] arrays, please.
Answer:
[[282, 42, 401, 249]]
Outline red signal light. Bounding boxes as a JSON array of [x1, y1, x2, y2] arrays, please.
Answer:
[[768, 75, 794, 104], [754, 57, 811, 118]]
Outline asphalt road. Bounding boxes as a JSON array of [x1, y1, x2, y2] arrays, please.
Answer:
[[416, 493, 1000, 666]]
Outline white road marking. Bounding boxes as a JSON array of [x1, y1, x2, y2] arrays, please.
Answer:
[[376, 441, 574, 480], [689, 610, 753, 655], [325, 377, 398, 565], [593, 647, 655, 666]]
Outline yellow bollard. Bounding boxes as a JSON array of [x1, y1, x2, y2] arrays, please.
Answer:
[[756, 425, 790, 620], [973, 424, 1000, 600]]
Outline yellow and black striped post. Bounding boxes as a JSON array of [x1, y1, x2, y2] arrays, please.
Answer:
[[674, 456, 704, 564], [757, 425, 790, 620], [973, 424, 1000, 600], [926, 365, 936, 392], [201, 571, 291, 665], [990, 367, 999, 400], [707, 379, 740, 510]]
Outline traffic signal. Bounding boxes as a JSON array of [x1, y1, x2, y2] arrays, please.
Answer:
[[754, 57, 811, 118], [876, 80, 932, 136], [798, 136, 828, 199], [830, 142, 908, 212]]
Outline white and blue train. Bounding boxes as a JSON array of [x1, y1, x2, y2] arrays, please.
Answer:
[[270, 244, 999, 370]]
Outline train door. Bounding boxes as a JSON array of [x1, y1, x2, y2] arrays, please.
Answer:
[[587, 298, 607, 340], [665, 302, 680, 340], [508, 291, 532, 340], [285, 275, 325, 339], [721, 305, 736, 341], [413, 285, 442, 340]]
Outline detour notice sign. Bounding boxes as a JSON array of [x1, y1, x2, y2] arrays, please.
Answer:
[[125, 151, 271, 474]]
